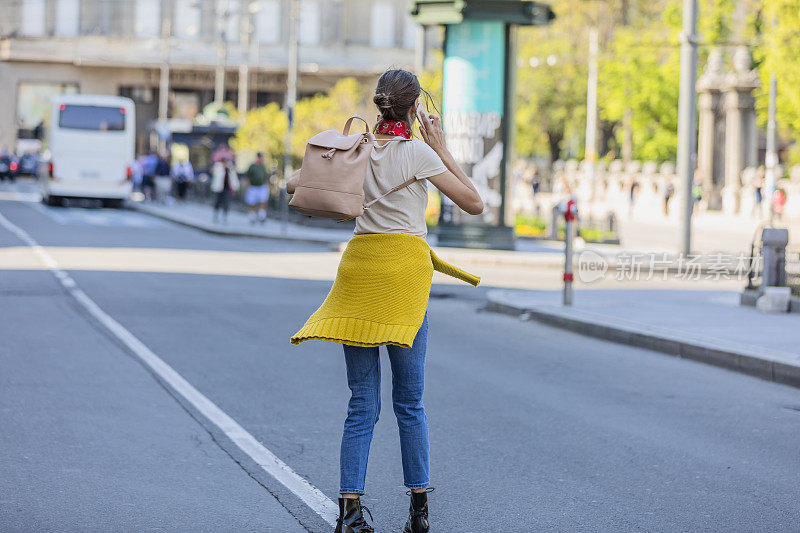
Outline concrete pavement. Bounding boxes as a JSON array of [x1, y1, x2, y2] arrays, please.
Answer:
[[3, 192, 800, 531], [486, 288, 800, 388], [0, 269, 308, 532]]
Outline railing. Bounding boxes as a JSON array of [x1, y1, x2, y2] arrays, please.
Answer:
[[786, 246, 800, 296], [745, 240, 763, 290]]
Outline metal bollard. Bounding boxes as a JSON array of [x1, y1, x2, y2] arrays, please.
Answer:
[[550, 204, 560, 240], [563, 199, 577, 306], [760, 227, 789, 292]]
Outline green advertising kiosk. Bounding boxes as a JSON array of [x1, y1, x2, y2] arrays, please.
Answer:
[[411, 1, 554, 249]]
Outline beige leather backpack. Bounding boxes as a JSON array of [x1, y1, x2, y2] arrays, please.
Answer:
[[288, 115, 414, 220]]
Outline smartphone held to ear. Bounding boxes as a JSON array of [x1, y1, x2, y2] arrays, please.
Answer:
[[416, 103, 433, 128]]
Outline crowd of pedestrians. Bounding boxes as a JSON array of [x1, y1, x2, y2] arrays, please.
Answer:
[[131, 145, 275, 226]]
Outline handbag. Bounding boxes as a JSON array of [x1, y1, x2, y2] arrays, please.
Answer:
[[288, 115, 415, 220]]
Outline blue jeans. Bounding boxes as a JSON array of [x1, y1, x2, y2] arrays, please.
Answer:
[[340, 314, 429, 494]]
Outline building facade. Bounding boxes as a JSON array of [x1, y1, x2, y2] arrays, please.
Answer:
[[0, 0, 429, 152]]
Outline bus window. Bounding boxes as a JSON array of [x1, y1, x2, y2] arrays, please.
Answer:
[[58, 105, 126, 131]]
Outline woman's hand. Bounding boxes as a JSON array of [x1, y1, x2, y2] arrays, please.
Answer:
[[418, 114, 448, 155]]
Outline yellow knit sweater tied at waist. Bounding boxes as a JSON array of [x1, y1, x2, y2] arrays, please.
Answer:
[[290, 233, 480, 348]]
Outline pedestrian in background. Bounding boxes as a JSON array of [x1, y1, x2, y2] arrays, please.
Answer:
[[529, 164, 541, 197], [772, 187, 786, 221], [171, 157, 194, 202], [691, 170, 704, 213], [662, 176, 675, 216], [210, 156, 238, 224], [244, 152, 269, 224], [627, 176, 639, 217], [141, 151, 158, 201], [130, 156, 144, 195], [153, 152, 172, 203], [754, 166, 765, 217], [290, 68, 484, 533]]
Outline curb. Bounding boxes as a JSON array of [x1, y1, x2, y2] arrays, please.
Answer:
[[129, 203, 345, 249], [128, 202, 571, 268], [128, 202, 767, 274], [485, 289, 800, 389]]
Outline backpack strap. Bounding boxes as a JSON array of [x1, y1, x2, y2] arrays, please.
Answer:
[[343, 115, 369, 135], [363, 177, 417, 210]]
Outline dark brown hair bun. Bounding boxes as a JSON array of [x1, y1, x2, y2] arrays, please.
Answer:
[[373, 69, 421, 125]]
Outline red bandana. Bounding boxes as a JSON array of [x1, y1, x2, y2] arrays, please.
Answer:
[[375, 119, 411, 139]]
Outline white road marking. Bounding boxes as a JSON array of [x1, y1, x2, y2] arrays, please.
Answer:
[[0, 190, 41, 202], [0, 210, 339, 527], [31, 203, 167, 228]]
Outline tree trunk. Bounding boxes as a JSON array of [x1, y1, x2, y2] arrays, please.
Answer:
[[547, 130, 563, 164], [622, 107, 633, 163]]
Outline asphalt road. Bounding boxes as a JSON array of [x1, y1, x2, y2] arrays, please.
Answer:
[[1, 193, 799, 532]]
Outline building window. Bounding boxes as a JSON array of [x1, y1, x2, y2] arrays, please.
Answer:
[[225, 0, 240, 42], [402, 12, 417, 50], [299, 0, 320, 46], [370, 2, 395, 48], [174, 0, 201, 39], [255, 0, 280, 44], [79, 0, 113, 35], [55, 0, 80, 37], [345, 0, 370, 46], [21, 0, 46, 36], [17, 82, 79, 139], [134, 0, 160, 38]]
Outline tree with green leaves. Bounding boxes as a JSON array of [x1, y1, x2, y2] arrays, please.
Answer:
[[516, 24, 588, 163], [229, 102, 287, 169], [514, 0, 739, 164], [514, 0, 594, 163], [598, 21, 680, 162], [231, 78, 369, 172], [291, 77, 368, 158], [754, 0, 800, 164]]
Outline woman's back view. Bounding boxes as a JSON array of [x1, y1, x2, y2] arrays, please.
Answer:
[[356, 139, 446, 238], [290, 68, 484, 533]]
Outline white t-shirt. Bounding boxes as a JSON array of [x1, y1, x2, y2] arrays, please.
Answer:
[[354, 138, 447, 238]]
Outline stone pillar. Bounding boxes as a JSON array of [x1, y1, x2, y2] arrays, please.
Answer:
[[722, 47, 760, 215], [696, 48, 725, 210]]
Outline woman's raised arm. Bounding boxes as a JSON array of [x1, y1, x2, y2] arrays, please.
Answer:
[[419, 115, 484, 216]]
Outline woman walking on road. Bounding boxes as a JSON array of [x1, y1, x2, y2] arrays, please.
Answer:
[[210, 156, 239, 224], [290, 69, 484, 533]]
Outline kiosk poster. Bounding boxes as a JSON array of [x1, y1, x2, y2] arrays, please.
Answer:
[[441, 20, 506, 226]]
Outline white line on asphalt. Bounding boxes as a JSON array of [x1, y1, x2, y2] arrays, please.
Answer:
[[0, 210, 339, 527]]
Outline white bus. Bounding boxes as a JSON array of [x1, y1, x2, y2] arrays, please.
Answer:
[[41, 94, 135, 207]]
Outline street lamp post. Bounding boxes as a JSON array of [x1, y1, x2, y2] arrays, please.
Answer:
[[585, 27, 598, 203], [214, 0, 231, 106], [765, 16, 778, 225], [158, 13, 172, 121], [677, 0, 698, 256], [765, 73, 777, 224], [237, 1, 254, 113], [282, 0, 299, 234]]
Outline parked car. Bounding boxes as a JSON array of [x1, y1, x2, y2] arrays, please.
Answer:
[[18, 153, 39, 176], [0, 153, 19, 181]]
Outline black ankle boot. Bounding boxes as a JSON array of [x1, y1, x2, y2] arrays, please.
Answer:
[[335, 497, 374, 533], [403, 488, 433, 533]]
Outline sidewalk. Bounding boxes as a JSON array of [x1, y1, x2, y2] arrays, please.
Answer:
[[131, 200, 354, 247], [130, 200, 576, 267], [131, 200, 639, 261], [486, 288, 800, 388], [129, 200, 772, 275]]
